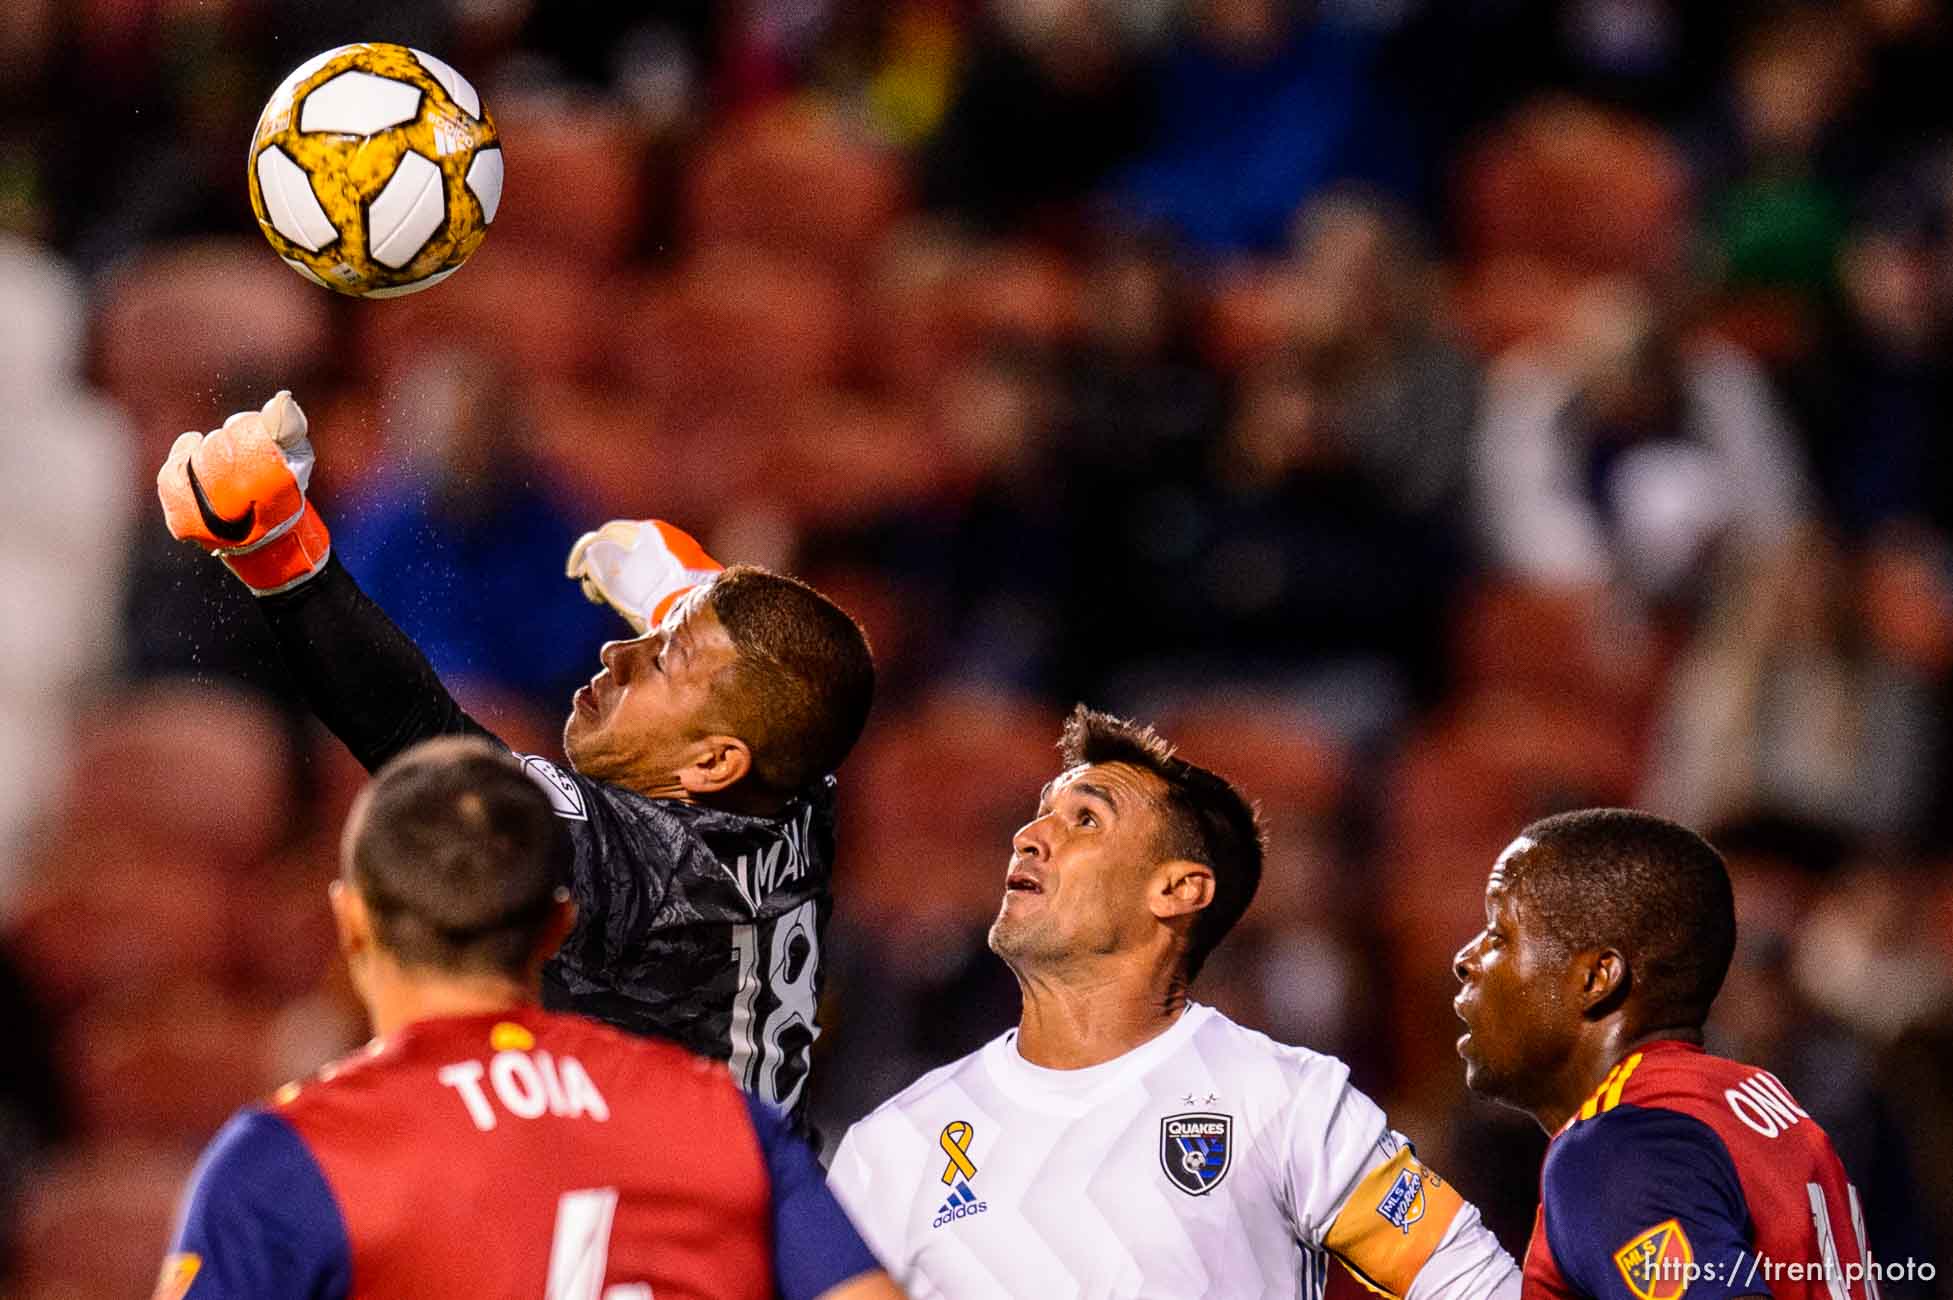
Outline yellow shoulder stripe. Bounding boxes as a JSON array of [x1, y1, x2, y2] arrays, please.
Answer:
[[1323, 1147, 1466, 1300], [153, 1253, 201, 1300], [1578, 1052, 1645, 1122]]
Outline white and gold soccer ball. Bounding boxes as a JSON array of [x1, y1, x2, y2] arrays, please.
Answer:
[[247, 43, 503, 298]]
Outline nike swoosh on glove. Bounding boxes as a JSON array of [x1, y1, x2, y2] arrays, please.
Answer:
[[566, 519, 724, 634], [158, 390, 332, 595]]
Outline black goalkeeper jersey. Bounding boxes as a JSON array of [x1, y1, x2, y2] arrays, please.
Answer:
[[525, 755, 834, 1118], [259, 557, 836, 1127]]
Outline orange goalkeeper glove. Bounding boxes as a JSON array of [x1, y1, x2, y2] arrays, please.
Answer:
[[566, 519, 724, 634], [157, 390, 332, 595]]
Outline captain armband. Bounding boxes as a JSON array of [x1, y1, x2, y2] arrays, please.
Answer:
[[1323, 1145, 1468, 1299]]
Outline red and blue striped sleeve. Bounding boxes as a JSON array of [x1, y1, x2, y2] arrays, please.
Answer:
[[164, 1109, 352, 1300], [1541, 1105, 1762, 1300], [741, 1094, 884, 1300]]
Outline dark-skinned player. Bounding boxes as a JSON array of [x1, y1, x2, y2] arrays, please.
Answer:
[[1453, 809, 1879, 1300]]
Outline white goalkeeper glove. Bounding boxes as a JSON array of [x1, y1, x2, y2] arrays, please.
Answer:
[[566, 519, 725, 634]]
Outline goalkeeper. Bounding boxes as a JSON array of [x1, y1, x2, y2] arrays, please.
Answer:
[[158, 392, 875, 1129]]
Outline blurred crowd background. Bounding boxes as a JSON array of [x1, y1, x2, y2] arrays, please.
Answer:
[[4, 0, 1953, 1293]]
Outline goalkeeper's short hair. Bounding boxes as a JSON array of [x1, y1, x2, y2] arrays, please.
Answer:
[[707, 565, 875, 794]]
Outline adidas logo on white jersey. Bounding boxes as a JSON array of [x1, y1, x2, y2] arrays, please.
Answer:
[[932, 1180, 988, 1228]]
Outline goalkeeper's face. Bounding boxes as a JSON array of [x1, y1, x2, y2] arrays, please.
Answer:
[[562, 598, 745, 794], [989, 761, 1189, 973]]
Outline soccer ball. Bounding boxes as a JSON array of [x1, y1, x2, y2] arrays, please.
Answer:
[[248, 44, 503, 298]]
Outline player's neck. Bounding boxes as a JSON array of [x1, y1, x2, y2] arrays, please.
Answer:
[[624, 771, 792, 818], [1535, 1021, 1702, 1133], [363, 967, 541, 1039], [1012, 960, 1189, 1070], [695, 782, 794, 818]]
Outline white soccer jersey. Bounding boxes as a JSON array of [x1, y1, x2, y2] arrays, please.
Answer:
[[829, 1003, 1519, 1300]]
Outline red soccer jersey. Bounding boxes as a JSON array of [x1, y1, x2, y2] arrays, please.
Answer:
[[1523, 1040, 1876, 1300], [160, 1006, 879, 1299]]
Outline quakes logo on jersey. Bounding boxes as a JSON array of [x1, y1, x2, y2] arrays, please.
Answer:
[[1161, 1112, 1233, 1196], [248, 43, 502, 297]]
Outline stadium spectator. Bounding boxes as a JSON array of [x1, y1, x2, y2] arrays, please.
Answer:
[[1093, 338, 1465, 735], [919, 0, 1147, 233], [1286, 191, 1480, 520], [0, 234, 135, 891], [1643, 529, 1938, 839], [1692, 5, 1862, 313], [1114, 0, 1418, 253], [331, 350, 615, 707], [1471, 276, 1809, 605]]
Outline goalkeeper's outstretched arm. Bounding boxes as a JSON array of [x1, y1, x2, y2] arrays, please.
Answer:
[[157, 392, 497, 772], [259, 554, 496, 771]]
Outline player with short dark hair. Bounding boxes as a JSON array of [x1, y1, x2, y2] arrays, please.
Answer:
[[1043, 704, 1264, 980], [343, 734, 575, 976], [156, 737, 904, 1300], [155, 393, 873, 1126], [1454, 808, 1878, 1300], [706, 563, 878, 793], [830, 706, 1518, 1299]]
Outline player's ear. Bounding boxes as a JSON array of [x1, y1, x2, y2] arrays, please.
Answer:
[[1577, 947, 1630, 1016], [1150, 860, 1214, 921], [328, 879, 374, 964], [677, 734, 752, 796]]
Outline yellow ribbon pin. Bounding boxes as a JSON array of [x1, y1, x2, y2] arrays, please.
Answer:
[[940, 1120, 977, 1185]]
